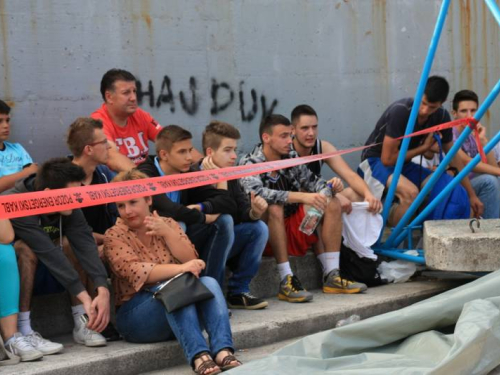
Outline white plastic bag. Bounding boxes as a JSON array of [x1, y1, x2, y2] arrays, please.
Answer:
[[377, 256, 417, 283]]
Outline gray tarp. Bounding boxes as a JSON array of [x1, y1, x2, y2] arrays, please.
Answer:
[[228, 271, 500, 374]]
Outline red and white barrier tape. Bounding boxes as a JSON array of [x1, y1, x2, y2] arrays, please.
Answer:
[[0, 117, 479, 219]]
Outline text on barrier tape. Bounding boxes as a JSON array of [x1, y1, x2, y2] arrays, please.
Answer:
[[0, 117, 480, 219]]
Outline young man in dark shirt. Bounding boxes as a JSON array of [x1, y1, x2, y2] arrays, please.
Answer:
[[201, 121, 269, 310], [358, 76, 482, 226], [138, 125, 237, 292], [4, 158, 110, 349], [67, 117, 118, 255], [66, 117, 121, 341]]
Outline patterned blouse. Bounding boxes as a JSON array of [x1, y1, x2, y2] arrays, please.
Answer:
[[104, 217, 197, 305]]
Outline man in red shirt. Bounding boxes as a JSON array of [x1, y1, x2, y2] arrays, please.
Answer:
[[91, 69, 162, 171]]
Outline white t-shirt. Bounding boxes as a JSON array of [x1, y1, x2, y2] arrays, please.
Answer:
[[411, 154, 440, 170], [493, 142, 500, 164]]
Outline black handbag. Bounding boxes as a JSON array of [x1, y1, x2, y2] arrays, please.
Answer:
[[149, 272, 214, 313]]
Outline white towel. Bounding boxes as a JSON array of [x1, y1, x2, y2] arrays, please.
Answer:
[[341, 202, 382, 260]]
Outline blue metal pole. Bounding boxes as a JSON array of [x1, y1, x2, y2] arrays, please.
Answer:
[[375, 249, 426, 265], [391, 76, 500, 247], [485, 0, 500, 26], [378, 0, 451, 244], [383, 126, 472, 248]]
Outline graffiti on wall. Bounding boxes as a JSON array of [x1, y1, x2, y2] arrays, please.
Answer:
[[137, 76, 279, 122]]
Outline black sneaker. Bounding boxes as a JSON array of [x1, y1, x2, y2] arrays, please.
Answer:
[[227, 293, 269, 310], [101, 322, 122, 342]]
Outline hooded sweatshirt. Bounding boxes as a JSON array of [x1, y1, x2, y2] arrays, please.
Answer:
[[3, 175, 108, 296]]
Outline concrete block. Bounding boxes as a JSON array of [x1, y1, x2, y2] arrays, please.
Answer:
[[424, 219, 500, 272]]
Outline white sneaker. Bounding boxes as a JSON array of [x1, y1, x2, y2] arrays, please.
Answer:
[[25, 331, 64, 355], [73, 318, 107, 347], [5, 332, 43, 362]]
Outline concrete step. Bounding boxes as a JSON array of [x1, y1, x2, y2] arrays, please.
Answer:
[[30, 253, 322, 338], [143, 336, 304, 375], [5, 278, 465, 375]]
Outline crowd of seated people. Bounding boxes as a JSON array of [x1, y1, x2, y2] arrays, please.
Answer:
[[1, 70, 489, 374]]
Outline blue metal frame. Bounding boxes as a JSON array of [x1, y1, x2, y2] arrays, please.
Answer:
[[486, 0, 500, 25], [376, 249, 426, 265], [383, 121, 473, 248], [374, 0, 500, 264], [378, 0, 451, 245], [391, 77, 500, 243]]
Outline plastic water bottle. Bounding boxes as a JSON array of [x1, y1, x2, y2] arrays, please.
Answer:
[[335, 314, 361, 328], [299, 183, 333, 235]]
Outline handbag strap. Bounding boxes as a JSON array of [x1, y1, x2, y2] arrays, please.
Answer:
[[143, 272, 187, 295]]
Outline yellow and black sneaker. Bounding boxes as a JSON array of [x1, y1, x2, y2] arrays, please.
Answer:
[[278, 275, 313, 303], [323, 269, 367, 294]]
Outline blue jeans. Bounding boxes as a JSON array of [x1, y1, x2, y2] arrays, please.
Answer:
[[471, 174, 500, 219], [185, 215, 234, 289], [116, 276, 234, 366], [227, 221, 269, 295]]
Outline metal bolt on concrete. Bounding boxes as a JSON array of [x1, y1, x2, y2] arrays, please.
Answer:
[[424, 219, 500, 272]]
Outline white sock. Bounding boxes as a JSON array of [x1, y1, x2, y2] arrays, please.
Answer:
[[17, 311, 34, 336], [277, 262, 293, 281], [71, 304, 86, 325], [318, 252, 340, 276]]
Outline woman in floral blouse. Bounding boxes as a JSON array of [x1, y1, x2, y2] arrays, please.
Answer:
[[104, 170, 241, 375]]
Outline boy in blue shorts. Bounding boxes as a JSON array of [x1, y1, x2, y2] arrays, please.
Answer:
[[358, 76, 482, 226]]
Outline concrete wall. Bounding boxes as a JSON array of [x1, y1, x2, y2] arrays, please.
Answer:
[[1, 0, 500, 171]]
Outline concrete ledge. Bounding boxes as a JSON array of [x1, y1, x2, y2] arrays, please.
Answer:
[[32, 253, 321, 337], [424, 219, 500, 272], [8, 279, 464, 375]]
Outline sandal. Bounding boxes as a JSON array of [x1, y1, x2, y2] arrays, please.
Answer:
[[192, 352, 222, 375], [216, 349, 242, 371]]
